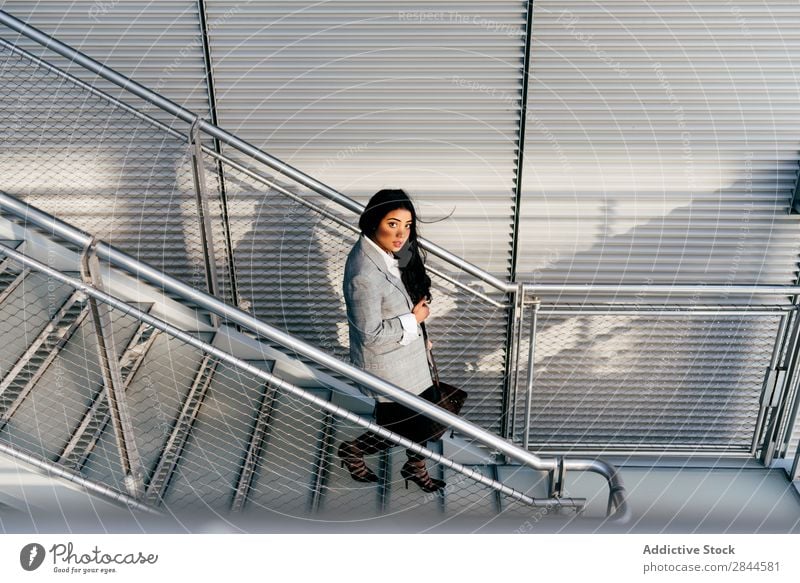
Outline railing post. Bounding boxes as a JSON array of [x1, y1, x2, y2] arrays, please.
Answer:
[[189, 119, 221, 309], [760, 300, 800, 466], [80, 239, 145, 499], [503, 283, 525, 442], [752, 310, 791, 456], [522, 296, 541, 451]]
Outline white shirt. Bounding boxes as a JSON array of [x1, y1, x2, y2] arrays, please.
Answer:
[[362, 234, 419, 346]]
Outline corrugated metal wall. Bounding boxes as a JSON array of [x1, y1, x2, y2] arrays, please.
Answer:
[[204, 0, 525, 276], [201, 0, 527, 433], [516, 0, 800, 452]]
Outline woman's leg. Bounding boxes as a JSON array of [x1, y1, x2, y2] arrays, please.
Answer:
[[350, 402, 397, 455], [340, 386, 446, 491]]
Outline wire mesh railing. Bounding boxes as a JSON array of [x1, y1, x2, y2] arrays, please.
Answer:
[[0, 238, 614, 522], [509, 303, 791, 454], [0, 39, 214, 295]]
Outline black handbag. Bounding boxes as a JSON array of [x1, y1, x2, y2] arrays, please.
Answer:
[[421, 323, 468, 440]]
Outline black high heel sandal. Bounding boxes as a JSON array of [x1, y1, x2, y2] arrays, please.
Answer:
[[400, 459, 445, 493], [337, 441, 378, 483]]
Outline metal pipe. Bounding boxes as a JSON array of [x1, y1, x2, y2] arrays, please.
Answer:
[[189, 119, 220, 303], [0, 441, 160, 514], [522, 298, 540, 450], [503, 284, 524, 441], [523, 283, 800, 295], [540, 308, 794, 316]]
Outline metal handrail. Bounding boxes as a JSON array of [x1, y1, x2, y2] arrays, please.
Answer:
[[0, 32, 509, 310], [0, 242, 586, 513], [0, 190, 628, 521]]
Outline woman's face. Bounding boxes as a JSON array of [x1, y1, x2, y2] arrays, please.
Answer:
[[372, 208, 413, 254]]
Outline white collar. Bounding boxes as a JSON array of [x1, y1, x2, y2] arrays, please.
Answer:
[[362, 234, 400, 276]]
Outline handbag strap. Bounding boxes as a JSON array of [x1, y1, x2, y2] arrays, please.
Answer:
[[420, 322, 440, 386]]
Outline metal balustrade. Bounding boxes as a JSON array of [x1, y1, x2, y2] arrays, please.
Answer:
[[0, 216, 626, 522], [1, 8, 800, 528], [3, 10, 799, 464]]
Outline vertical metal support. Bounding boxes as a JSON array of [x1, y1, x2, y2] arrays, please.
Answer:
[[189, 118, 221, 311], [504, 284, 526, 442], [751, 312, 789, 455], [231, 380, 278, 512], [548, 456, 565, 499], [308, 411, 335, 514], [760, 302, 800, 466], [80, 239, 145, 499], [378, 449, 391, 514], [791, 436, 800, 481], [491, 464, 503, 514], [195, 0, 240, 307], [522, 296, 540, 451]]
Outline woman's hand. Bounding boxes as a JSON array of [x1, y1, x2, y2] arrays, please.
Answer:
[[412, 298, 430, 323]]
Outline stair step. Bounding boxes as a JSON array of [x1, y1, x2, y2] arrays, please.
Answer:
[[243, 387, 331, 517], [0, 271, 73, 380], [159, 361, 271, 511], [81, 334, 211, 491], [0, 309, 141, 465], [315, 418, 381, 519]]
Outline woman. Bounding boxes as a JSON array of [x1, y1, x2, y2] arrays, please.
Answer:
[[338, 188, 445, 493]]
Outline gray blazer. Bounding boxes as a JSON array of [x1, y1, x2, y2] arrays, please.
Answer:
[[343, 236, 433, 402]]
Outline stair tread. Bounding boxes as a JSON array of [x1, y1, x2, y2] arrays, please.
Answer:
[[160, 362, 270, 511], [244, 388, 330, 516], [315, 419, 381, 519]]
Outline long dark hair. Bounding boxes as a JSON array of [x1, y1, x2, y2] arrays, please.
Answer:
[[359, 189, 431, 304]]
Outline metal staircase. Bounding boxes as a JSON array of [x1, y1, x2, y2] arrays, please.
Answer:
[[0, 10, 637, 527], [0, 8, 798, 535], [0, 191, 628, 527]]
